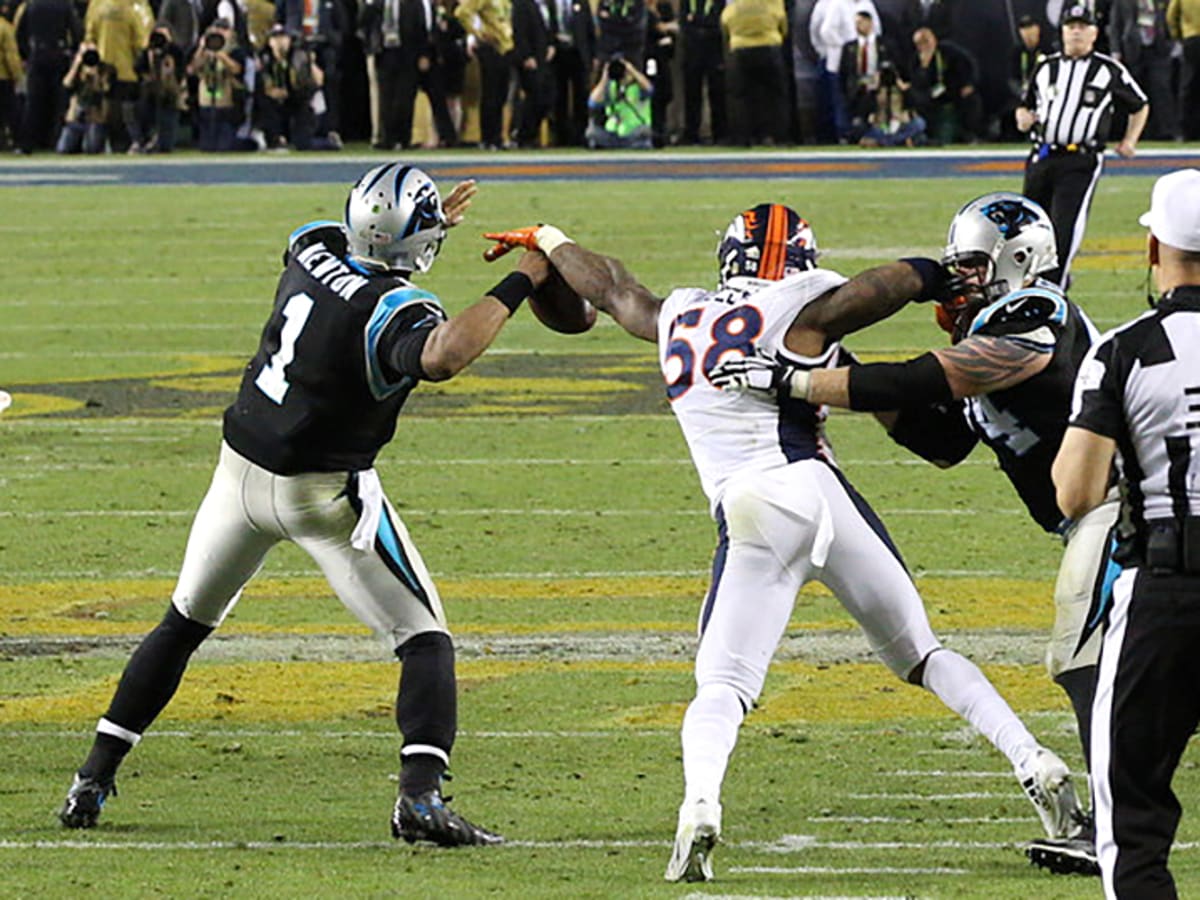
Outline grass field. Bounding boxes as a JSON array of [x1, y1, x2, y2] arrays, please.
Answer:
[[2, 163, 1197, 899]]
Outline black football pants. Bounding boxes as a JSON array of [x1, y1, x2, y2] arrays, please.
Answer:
[[1022, 150, 1103, 289], [1093, 569, 1200, 899]]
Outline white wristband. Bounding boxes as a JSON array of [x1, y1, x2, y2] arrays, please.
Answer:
[[535, 225, 575, 256], [785, 368, 812, 401]]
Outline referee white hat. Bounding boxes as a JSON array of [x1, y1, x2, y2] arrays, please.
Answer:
[[1139, 169, 1200, 252]]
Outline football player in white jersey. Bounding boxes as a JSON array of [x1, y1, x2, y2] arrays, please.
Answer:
[[711, 193, 1111, 875], [483, 206, 1084, 882]]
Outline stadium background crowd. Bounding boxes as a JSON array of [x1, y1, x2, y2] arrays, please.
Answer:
[[0, 0, 1195, 154]]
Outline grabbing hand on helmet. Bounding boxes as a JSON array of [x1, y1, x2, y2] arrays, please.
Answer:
[[901, 257, 971, 304], [709, 350, 811, 400], [442, 179, 478, 228]]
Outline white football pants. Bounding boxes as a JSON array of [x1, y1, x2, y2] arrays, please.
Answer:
[[1048, 495, 1120, 677], [681, 459, 1038, 805], [171, 442, 448, 650]]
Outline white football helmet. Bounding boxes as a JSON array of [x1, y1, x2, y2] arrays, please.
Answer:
[[345, 163, 446, 273], [942, 192, 1057, 299]]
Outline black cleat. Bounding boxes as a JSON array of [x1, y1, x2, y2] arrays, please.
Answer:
[[1027, 836, 1100, 876], [390, 789, 504, 847], [58, 774, 116, 829]]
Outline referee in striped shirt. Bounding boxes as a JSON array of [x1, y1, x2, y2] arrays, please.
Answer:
[[1016, 3, 1149, 289], [1054, 168, 1200, 899]]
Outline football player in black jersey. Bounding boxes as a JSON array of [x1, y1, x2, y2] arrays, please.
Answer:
[[58, 162, 549, 847], [710, 193, 1113, 875]]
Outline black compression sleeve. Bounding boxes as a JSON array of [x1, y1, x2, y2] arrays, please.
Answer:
[[846, 352, 953, 412], [889, 401, 978, 465], [381, 325, 436, 381]]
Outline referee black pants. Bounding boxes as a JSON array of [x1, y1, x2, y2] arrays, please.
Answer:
[[1093, 568, 1200, 899], [1022, 150, 1103, 289]]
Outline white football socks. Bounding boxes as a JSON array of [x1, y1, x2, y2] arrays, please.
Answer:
[[680, 682, 745, 805], [920, 648, 1039, 767]]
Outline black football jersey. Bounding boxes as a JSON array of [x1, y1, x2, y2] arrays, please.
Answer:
[[223, 222, 447, 475], [961, 283, 1098, 532]]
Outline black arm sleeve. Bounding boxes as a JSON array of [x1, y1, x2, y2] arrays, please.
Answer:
[[888, 400, 978, 466], [846, 352, 953, 412], [379, 316, 438, 382]]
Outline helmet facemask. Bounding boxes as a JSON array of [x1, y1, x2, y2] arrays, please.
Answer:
[[938, 192, 1059, 340]]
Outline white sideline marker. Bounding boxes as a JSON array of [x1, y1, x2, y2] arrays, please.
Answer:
[[0, 390, 10, 414]]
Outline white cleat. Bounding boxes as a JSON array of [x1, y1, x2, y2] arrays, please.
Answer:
[[1016, 747, 1084, 839], [664, 798, 721, 882]]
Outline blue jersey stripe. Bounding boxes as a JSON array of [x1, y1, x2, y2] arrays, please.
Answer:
[[288, 220, 342, 249], [699, 507, 729, 637], [376, 506, 433, 610], [363, 287, 442, 399], [967, 286, 1068, 337]]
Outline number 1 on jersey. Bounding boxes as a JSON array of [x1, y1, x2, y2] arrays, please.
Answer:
[[255, 292, 315, 405]]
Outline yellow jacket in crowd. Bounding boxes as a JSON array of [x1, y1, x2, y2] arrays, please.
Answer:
[[455, 0, 514, 55], [245, 0, 277, 50], [0, 14, 22, 83], [720, 0, 786, 51], [85, 0, 153, 82], [1168, 0, 1200, 40]]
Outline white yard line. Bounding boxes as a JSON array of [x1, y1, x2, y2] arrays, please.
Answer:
[[0, 506, 1030, 519]]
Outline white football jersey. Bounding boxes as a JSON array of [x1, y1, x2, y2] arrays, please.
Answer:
[[657, 269, 849, 512]]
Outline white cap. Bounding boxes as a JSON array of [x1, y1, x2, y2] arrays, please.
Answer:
[[1139, 168, 1200, 252]]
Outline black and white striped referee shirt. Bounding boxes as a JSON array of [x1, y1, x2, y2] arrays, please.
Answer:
[[1069, 287, 1200, 536], [1022, 51, 1147, 149]]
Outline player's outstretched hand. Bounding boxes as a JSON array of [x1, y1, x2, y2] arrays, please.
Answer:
[[709, 350, 789, 395], [482, 225, 541, 261], [443, 179, 478, 228]]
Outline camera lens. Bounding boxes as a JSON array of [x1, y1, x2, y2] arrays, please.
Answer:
[[81, 48, 100, 66]]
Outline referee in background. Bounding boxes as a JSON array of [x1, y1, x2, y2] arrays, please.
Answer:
[[1016, 4, 1148, 289], [1053, 168, 1200, 900]]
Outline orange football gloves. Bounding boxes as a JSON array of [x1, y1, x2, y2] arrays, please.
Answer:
[[481, 226, 541, 262]]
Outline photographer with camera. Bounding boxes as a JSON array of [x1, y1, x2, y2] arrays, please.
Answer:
[[255, 23, 332, 150], [275, 0, 347, 148], [584, 53, 652, 148], [858, 60, 924, 146], [56, 42, 114, 153], [132, 25, 186, 152], [187, 17, 246, 150]]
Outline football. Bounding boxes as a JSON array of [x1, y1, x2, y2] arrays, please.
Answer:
[[528, 268, 598, 334]]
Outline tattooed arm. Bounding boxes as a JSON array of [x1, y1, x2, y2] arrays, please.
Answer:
[[930, 335, 1052, 398], [783, 261, 933, 357], [803, 333, 1052, 410]]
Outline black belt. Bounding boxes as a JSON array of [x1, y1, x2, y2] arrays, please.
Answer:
[[1130, 518, 1200, 576], [1032, 142, 1100, 159]]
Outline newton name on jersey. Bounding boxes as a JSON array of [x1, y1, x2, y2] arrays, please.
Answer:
[[292, 237, 371, 301]]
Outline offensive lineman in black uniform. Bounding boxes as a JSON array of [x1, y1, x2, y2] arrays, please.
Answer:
[[710, 193, 1114, 873], [58, 162, 549, 846]]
